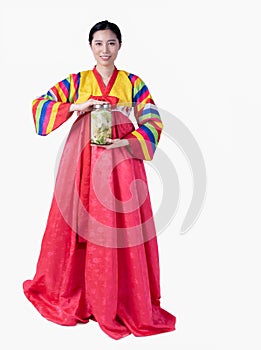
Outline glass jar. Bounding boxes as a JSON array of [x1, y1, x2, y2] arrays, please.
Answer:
[[90, 103, 112, 145]]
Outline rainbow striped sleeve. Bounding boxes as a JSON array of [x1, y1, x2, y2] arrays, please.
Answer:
[[32, 73, 80, 135], [125, 74, 163, 160]]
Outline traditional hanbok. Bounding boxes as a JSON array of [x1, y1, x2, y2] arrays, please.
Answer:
[[23, 66, 176, 339]]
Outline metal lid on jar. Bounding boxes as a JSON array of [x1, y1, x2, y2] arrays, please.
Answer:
[[92, 104, 103, 109], [103, 102, 111, 109], [92, 102, 111, 110]]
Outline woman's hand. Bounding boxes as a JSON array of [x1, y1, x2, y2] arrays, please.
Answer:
[[70, 99, 105, 116], [92, 138, 130, 149]]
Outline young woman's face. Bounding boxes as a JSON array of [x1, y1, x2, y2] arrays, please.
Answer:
[[90, 29, 121, 67]]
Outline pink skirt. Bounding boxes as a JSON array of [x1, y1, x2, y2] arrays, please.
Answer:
[[23, 111, 176, 339]]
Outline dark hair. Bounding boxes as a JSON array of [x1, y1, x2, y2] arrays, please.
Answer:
[[89, 20, 122, 44]]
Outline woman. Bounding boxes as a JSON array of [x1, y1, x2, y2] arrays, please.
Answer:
[[23, 20, 176, 340]]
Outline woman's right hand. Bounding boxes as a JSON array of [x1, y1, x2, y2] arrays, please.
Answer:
[[69, 99, 105, 116]]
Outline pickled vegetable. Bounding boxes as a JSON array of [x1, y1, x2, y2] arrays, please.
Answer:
[[91, 109, 112, 144]]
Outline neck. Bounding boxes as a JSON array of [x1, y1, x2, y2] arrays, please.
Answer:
[[95, 64, 115, 78]]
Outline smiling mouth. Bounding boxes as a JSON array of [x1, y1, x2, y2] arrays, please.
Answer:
[[100, 56, 111, 59]]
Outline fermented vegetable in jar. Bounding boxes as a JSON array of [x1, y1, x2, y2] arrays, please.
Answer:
[[90, 103, 112, 145]]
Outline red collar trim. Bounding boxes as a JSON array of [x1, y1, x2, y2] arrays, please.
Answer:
[[93, 66, 118, 97]]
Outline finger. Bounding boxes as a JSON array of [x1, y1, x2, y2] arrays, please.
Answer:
[[91, 143, 103, 147], [88, 99, 105, 105]]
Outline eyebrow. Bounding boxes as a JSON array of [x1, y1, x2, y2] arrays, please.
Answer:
[[93, 39, 117, 42]]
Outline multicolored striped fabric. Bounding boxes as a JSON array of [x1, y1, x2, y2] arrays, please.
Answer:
[[32, 73, 80, 135], [125, 74, 163, 160], [31, 69, 163, 161]]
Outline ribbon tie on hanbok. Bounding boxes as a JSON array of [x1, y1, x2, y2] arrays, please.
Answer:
[[89, 95, 119, 107]]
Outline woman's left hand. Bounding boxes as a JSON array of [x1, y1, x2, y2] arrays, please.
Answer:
[[92, 138, 129, 149]]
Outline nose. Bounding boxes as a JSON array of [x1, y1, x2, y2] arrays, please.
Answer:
[[102, 43, 109, 53]]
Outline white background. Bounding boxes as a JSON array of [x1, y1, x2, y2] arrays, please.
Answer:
[[1, 1, 261, 349]]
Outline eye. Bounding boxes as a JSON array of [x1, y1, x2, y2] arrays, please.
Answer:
[[95, 42, 102, 46], [109, 42, 116, 46]]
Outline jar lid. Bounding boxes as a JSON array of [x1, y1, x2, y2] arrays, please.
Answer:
[[103, 102, 111, 109], [92, 104, 103, 109], [92, 102, 111, 110]]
